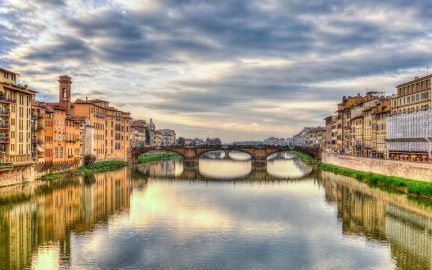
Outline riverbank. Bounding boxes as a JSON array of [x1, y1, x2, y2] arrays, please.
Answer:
[[317, 162, 432, 199], [137, 152, 181, 163], [293, 151, 314, 163], [41, 160, 128, 181]]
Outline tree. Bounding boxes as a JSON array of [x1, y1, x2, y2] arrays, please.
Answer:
[[178, 137, 186, 146], [214, 138, 222, 145], [145, 127, 151, 145]]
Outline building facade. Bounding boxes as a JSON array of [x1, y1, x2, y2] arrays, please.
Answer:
[[155, 129, 176, 146], [0, 68, 35, 165], [392, 75, 431, 114]]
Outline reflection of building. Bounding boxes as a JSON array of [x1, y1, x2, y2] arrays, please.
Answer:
[[320, 171, 432, 268], [0, 169, 131, 270]]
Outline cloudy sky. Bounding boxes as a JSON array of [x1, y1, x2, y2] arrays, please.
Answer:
[[1, 0, 431, 142]]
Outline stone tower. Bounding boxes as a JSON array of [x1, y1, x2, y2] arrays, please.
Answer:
[[59, 75, 72, 113]]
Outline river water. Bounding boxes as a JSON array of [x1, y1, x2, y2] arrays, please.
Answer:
[[0, 151, 431, 270]]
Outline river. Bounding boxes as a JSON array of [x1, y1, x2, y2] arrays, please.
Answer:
[[0, 151, 431, 270]]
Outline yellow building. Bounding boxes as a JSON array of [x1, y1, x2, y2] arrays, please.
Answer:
[[0, 68, 36, 165], [72, 99, 131, 161], [371, 99, 391, 159], [392, 74, 431, 114]]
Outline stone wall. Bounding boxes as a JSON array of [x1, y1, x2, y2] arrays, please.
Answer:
[[0, 165, 36, 187], [322, 153, 432, 183]]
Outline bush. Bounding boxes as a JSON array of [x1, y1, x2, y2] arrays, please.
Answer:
[[137, 152, 180, 163], [84, 154, 96, 166], [317, 162, 432, 198]]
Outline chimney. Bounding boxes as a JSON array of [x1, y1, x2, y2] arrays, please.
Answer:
[[86, 96, 88, 101]]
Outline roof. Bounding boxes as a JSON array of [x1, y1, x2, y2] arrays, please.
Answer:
[[2, 84, 36, 95], [396, 74, 432, 88], [0, 68, 20, 76]]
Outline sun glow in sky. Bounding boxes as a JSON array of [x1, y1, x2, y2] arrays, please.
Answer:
[[1, 0, 432, 141]]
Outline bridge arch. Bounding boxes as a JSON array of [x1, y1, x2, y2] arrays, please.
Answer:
[[197, 148, 254, 160]]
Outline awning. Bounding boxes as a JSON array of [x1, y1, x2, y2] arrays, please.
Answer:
[[37, 145, 45, 152]]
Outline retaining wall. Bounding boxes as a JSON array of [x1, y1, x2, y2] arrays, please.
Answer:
[[322, 153, 432, 183]]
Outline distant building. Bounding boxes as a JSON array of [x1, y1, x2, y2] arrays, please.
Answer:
[[155, 129, 176, 146], [291, 127, 325, 148], [130, 119, 147, 148], [263, 137, 286, 146]]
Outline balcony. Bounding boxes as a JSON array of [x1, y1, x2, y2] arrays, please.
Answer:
[[32, 138, 44, 144], [0, 124, 9, 130], [0, 96, 16, 104], [0, 110, 10, 117], [0, 137, 9, 143]]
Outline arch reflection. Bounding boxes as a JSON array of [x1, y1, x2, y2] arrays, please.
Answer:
[[267, 157, 312, 179], [136, 159, 184, 178], [198, 158, 252, 179]]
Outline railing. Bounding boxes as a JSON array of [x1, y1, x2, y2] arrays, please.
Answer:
[[0, 110, 10, 116], [0, 96, 16, 103], [0, 137, 9, 143], [32, 138, 44, 143], [0, 124, 9, 129]]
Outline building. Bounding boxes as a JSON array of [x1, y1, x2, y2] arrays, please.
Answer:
[[31, 101, 81, 170], [155, 129, 176, 146], [292, 127, 325, 148], [263, 137, 286, 146], [387, 110, 432, 162], [0, 68, 36, 165], [371, 99, 391, 159], [130, 119, 147, 148], [330, 92, 389, 156], [391, 75, 431, 114], [324, 115, 337, 150]]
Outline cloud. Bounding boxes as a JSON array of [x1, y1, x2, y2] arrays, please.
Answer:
[[1, 0, 432, 141]]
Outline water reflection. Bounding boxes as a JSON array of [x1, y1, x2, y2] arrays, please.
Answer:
[[136, 151, 312, 180], [0, 157, 432, 269]]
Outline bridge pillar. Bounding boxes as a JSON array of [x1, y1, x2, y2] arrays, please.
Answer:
[[183, 158, 198, 167], [252, 158, 267, 168]]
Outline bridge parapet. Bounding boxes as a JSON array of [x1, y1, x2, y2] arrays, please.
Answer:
[[130, 145, 321, 165]]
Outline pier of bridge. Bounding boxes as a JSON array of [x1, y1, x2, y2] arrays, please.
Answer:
[[129, 145, 320, 166]]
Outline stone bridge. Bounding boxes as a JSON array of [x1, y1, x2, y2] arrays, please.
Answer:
[[129, 145, 320, 166]]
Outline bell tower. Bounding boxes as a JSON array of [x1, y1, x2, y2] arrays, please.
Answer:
[[59, 75, 72, 113]]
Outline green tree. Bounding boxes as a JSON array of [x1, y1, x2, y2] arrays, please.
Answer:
[[145, 127, 151, 145], [177, 137, 186, 146]]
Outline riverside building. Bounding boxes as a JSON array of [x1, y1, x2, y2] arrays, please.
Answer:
[[391, 75, 431, 114], [326, 92, 391, 158], [0, 68, 36, 165]]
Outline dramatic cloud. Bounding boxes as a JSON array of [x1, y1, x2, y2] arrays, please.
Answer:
[[1, 0, 431, 141]]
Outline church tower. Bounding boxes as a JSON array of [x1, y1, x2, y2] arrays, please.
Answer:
[[59, 75, 72, 113]]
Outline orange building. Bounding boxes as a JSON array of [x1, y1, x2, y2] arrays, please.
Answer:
[[72, 99, 131, 161], [32, 101, 80, 171]]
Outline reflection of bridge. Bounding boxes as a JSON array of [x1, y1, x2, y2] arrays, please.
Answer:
[[134, 157, 313, 181], [130, 145, 320, 166]]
